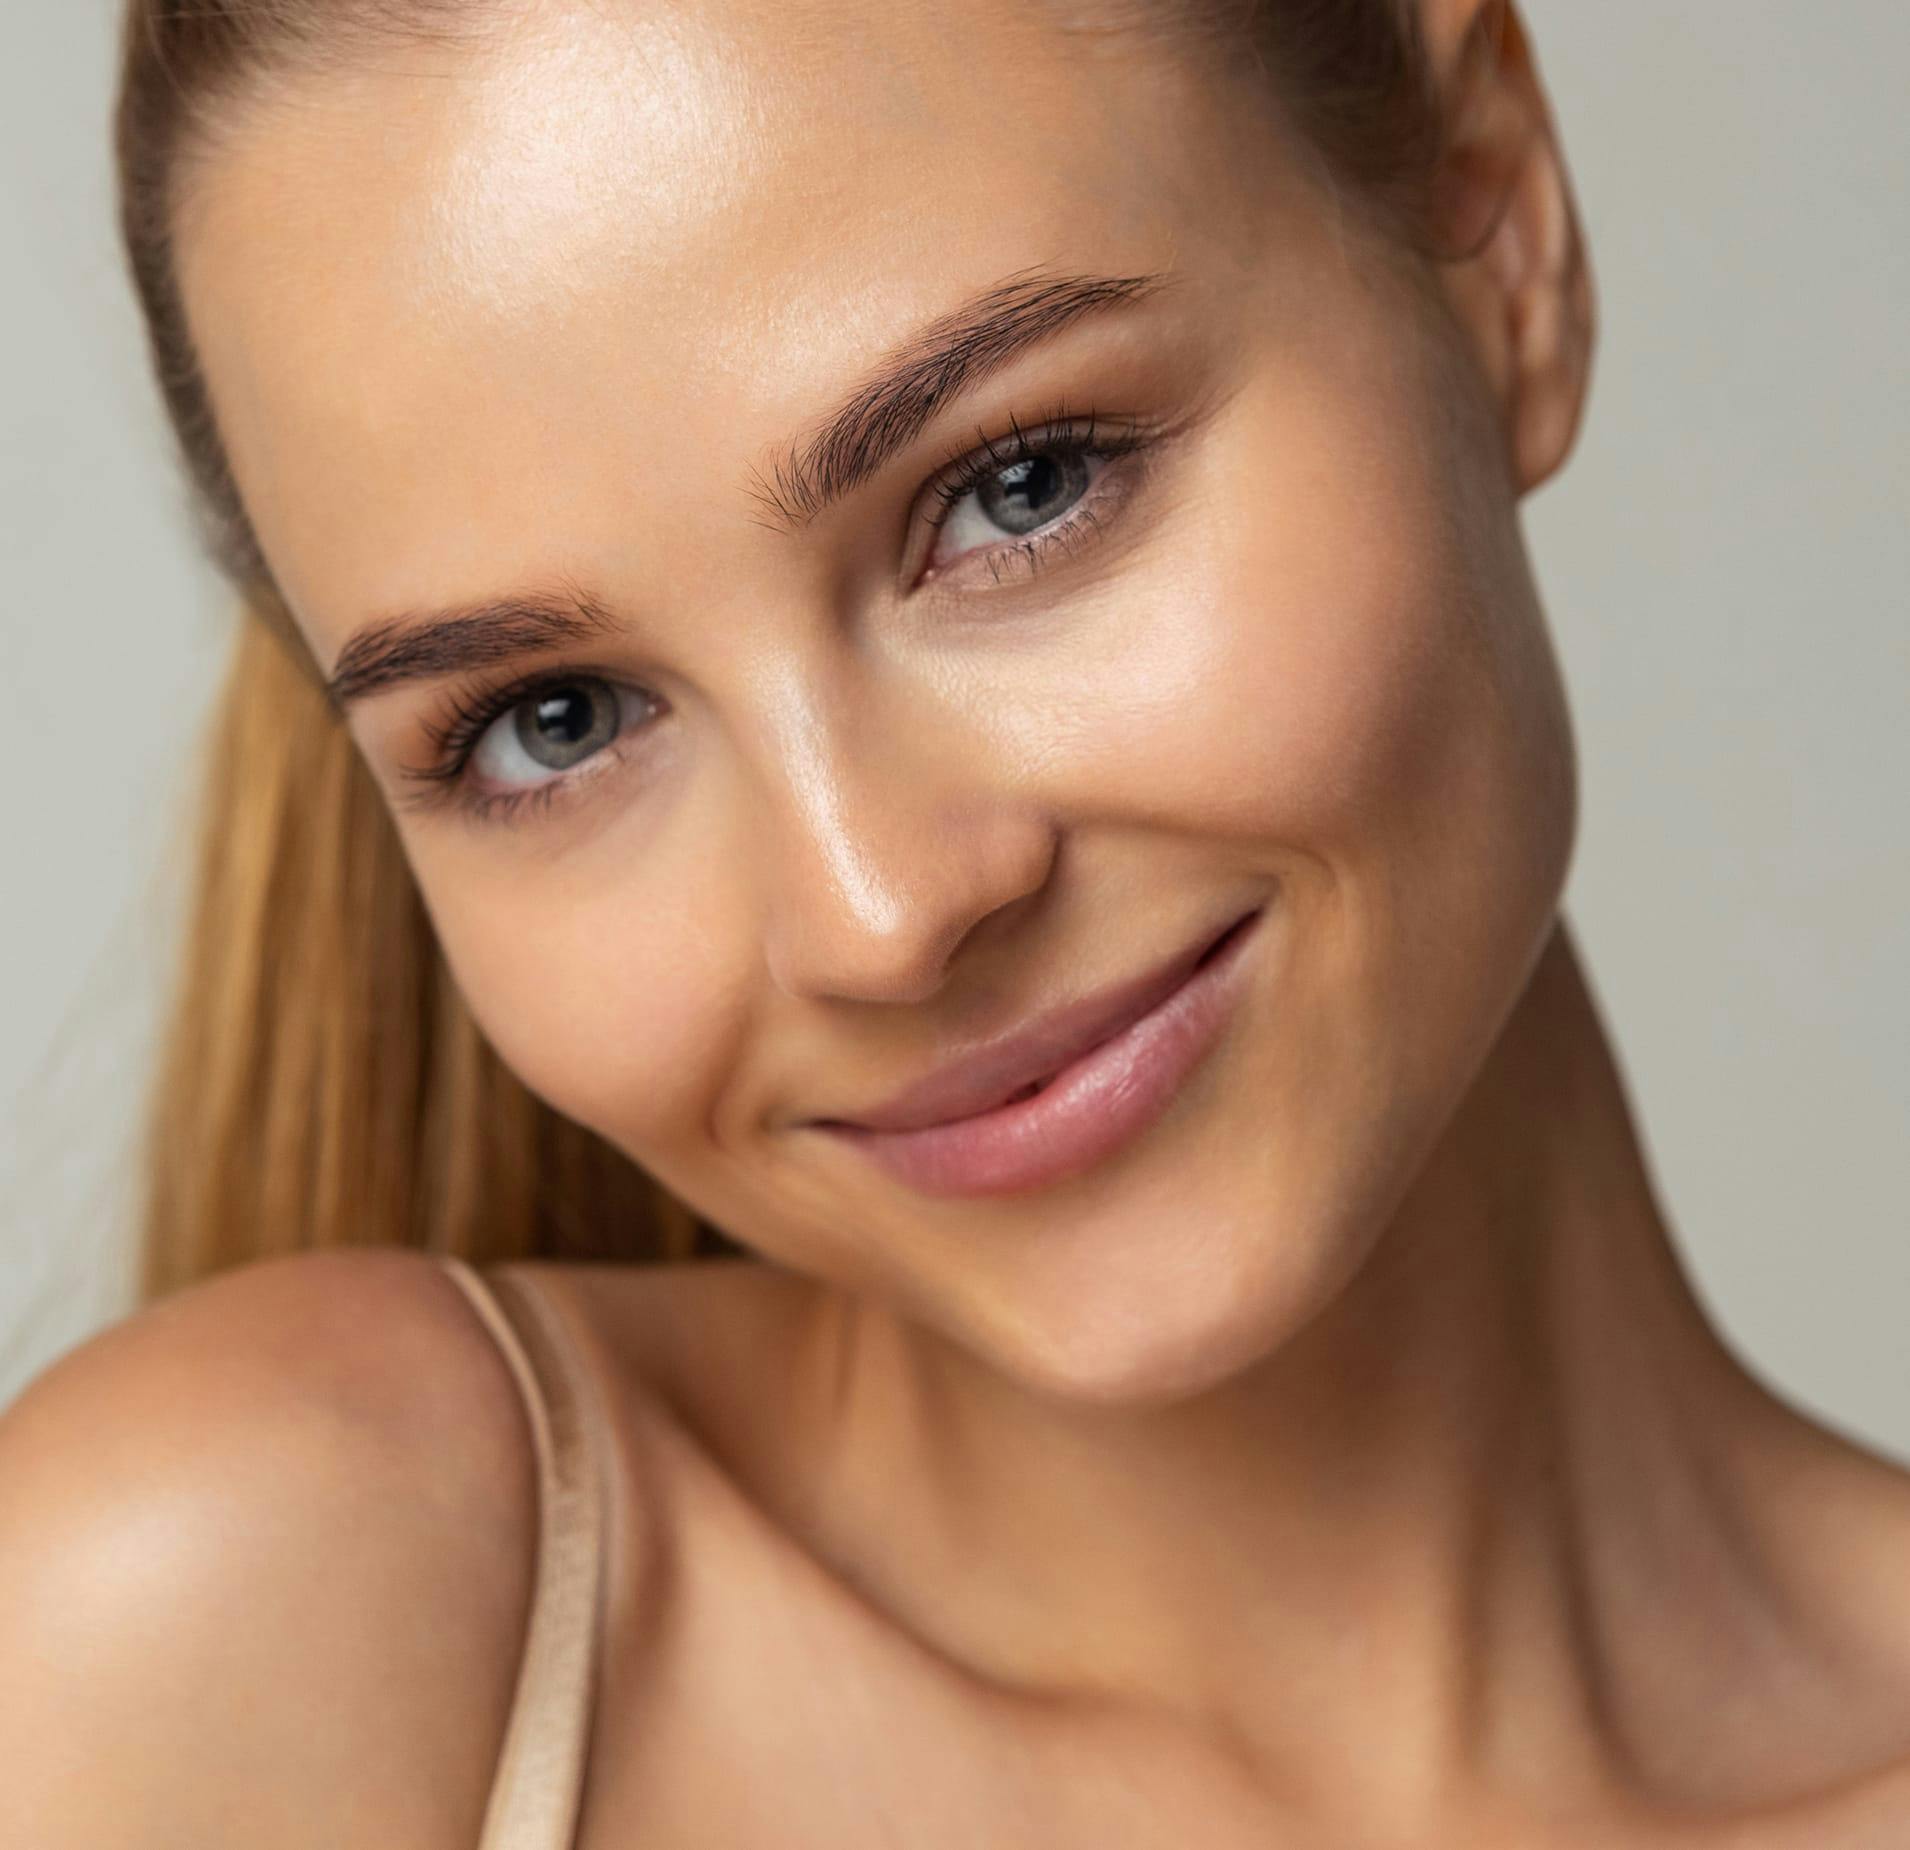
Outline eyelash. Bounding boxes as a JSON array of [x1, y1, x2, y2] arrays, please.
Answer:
[[918, 404, 1152, 584], [400, 407, 1157, 824], [396, 667, 651, 824]]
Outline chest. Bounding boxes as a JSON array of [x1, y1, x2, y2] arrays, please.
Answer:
[[563, 1376, 1292, 1849], [545, 1275, 1910, 1850], [563, 1464, 1910, 1850]]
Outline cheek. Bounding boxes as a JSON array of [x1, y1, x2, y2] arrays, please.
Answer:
[[1008, 364, 1530, 885], [406, 847, 743, 1161], [989, 353, 1574, 1191]]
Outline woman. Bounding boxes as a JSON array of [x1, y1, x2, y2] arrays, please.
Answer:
[[2, 0, 1907, 1841]]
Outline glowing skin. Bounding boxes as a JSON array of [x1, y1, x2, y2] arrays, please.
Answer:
[[138, 0, 1910, 1838], [178, 2, 1577, 1402]]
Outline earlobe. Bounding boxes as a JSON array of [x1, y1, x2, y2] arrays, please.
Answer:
[[1424, 0, 1596, 493]]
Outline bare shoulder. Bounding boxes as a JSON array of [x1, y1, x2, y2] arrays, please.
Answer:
[[1774, 1405, 1910, 1660], [1729, 1392, 1910, 1823], [0, 1248, 537, 1849]]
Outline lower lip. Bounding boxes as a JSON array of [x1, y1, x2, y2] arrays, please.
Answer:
[[816, 908, 1264, 1199]]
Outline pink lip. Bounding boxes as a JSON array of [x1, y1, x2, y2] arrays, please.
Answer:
[[824, 909, 1262, 1134], [812, 906, 1264, 1197]]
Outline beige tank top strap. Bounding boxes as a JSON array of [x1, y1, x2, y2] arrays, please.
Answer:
[[439, 1254, 608, 1850]]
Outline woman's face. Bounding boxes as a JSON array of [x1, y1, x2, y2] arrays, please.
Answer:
[[176, 0, 1579, 1403]]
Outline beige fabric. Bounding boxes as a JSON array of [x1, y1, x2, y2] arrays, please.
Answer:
[[440, 1257, 607, 1850]]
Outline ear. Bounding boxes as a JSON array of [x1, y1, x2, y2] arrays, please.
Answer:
[[1419, 0, 1596, 493]]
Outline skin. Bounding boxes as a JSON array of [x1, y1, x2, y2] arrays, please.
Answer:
[[2, 0, 1908, 1842]]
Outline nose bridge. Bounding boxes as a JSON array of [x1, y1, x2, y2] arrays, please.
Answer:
[[743, 656, 1055, 1004]]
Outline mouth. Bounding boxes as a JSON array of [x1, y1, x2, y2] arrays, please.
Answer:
[[948, 910, 1258, 1117], [811, 905, 1265, 1198]]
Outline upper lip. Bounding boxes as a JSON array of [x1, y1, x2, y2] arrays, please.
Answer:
[[812, 909, 1257, 1135]]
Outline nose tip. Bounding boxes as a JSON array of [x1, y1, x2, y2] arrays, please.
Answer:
[[741, 659, 1060, 1006], [761, 805, 1058, 1006]]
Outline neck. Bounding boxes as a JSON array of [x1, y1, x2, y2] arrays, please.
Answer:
[[800, 915, 1877, 1823]]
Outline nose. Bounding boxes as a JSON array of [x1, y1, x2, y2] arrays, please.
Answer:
[[747, 667, 1058, 1006]]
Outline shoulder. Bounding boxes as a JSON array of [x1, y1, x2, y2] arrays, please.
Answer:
[[0, 1248, 533, 1533], [0, 1249, 537, 1848]]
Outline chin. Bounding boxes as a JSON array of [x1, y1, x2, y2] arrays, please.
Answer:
[[949, 1186, 1375, 1412]]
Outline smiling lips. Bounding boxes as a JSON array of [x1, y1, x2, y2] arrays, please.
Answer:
[[810, 906, 1264, 1197]]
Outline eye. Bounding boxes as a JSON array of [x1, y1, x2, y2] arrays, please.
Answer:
[[468, 676, 646, 789], [965, 450, 1092, 535], [929, 448, 1112, 572]]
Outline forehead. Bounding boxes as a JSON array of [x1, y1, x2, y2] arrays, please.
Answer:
[[174, 0, 1289, 654]]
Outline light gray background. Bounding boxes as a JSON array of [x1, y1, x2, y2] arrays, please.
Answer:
[[3, 4, 1904, 1439]]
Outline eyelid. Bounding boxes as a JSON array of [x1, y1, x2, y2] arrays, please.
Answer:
[[903, 404, 1161, 586], [390, 662, 656, 820], [389, 386, 1216, 825], [913, 404, 1146, 523]]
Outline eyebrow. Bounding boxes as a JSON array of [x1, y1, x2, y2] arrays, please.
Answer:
[[325, 587, 621, 708], [749, 264, 1176, 531], [325, 265, 1175, 707]]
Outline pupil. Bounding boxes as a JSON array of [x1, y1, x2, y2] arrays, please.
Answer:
[[513, 678, 619, 770], [535, 689, 594, 743], [979, 451, 1088, 536]]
